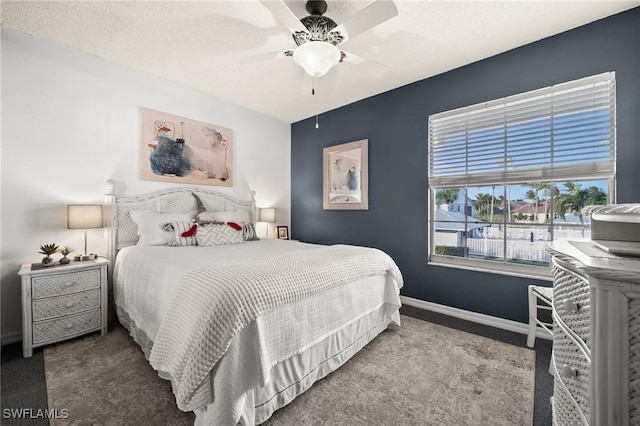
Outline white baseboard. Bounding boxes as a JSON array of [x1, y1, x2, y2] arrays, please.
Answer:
[[400, 295, 552, 341], [1, 330, 22, 346]]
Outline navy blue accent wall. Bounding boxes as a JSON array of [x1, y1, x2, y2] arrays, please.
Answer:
[[291, 8, 640, 323]]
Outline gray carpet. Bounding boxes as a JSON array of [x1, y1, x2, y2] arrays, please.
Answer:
[[400, 305, 553, 425], [264, 315, 535, 425], [0, 343, 49, 426], [42, 315, 535, 425], [43, 325, 194, 426]]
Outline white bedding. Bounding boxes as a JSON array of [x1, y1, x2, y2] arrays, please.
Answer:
[[114, 239, 322, 344], [113, 239, 403, 424]]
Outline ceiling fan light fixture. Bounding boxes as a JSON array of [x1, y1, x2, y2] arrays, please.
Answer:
[[293, 41, 341, 78]]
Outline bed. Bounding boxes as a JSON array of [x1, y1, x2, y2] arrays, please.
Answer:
[[105, 180, 404, 425]]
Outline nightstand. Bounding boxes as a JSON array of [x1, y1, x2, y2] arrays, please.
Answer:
[[18, 258, 109, 357]]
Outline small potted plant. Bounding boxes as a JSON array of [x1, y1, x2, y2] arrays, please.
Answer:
[[38, 243, 59, 266], [59, 246, 74, 264]]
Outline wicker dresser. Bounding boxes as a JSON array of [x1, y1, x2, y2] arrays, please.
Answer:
[[18, 258, 108, 357], [548, 239, 640, 425]]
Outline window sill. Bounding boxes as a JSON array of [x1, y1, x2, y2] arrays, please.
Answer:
[[429, 256, 553, 281]]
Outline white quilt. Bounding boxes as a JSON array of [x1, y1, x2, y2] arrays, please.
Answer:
[[148, 244, 403, 412], [113, 240, 320, 344], [113, 239, 403, 423]]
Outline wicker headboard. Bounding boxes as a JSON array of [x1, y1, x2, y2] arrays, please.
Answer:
[[104, 179, 256, 265]]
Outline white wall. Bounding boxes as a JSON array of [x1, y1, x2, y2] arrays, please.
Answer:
[[0, 27, 291, 343]]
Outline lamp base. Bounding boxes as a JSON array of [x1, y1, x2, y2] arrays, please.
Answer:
[[74, 254, 97, 262]]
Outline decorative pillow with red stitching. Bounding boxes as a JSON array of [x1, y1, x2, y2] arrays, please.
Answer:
[[240, 222, 260, 241], [196, 223, 244, 246], [226, 221, 243, 231], [172, 222, 198, 246]]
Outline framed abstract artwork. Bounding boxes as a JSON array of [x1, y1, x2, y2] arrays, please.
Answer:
[[140, 108, 233, 186], [323, 139, 368, 210]]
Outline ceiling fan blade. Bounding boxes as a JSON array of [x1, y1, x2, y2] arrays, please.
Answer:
[[259, 0, 310, 36], [341, 51, 388, 78], [236, 50, 292, 64], [329, 0, 398, 44]]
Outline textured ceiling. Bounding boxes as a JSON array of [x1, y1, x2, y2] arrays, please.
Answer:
[[2, 0, 638, 123]]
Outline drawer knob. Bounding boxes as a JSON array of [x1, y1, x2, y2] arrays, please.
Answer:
[[65, 302, 74, 308], [563, 299, 579, 313], [64, 281, 78, 287], [561, 364, 579, 379], [64, 324, 73, 329]]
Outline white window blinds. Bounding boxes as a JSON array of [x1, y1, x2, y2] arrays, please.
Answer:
[[428, 73, 616, 187]]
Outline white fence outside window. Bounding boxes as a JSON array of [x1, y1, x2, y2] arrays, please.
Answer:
[[466, 238, 550, 263], [435, 226, 590, 264]]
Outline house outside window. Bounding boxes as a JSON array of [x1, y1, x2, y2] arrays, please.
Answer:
[[427, 73, 616, 278]]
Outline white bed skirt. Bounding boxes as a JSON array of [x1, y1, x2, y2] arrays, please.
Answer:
[[201, 304, 400, 425], [117, 303, 400, 425]]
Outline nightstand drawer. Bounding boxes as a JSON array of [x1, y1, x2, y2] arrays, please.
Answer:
[[33, 309, 101, 344], [32, 269, 100, 299], [32, 289, 100, 321]]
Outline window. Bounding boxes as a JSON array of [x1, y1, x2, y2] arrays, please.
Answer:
[[428, 73, 616, 278]]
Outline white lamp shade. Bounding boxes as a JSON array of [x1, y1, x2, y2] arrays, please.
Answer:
[[258, 208, 276, 223], [67, 204, 103, 229], [293, 41, 341, 78]]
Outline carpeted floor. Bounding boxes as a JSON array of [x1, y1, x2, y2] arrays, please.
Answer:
[[0, 343, 49, 426], [1, 306, 552, 425], [41, 315, 535, 426], [44, 325, 194, 426], [264, 315, 535, 425], [400, 305, 553, 425]]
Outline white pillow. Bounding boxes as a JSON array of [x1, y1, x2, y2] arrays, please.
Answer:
[[196, 209, 250, 224], [129, 211, 194, 246]]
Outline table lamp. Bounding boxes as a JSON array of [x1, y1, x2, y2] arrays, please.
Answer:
[[67, 204, 103, 261], [258, 207, 276, 238]]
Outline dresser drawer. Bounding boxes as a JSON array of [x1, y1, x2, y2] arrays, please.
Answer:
[[554, 321, 590, 420], [32, 269, 100, 299], [552, 258, 591, 348], [33, 309, 101, 344], [552, 369, 589, 426], [32, 289, 100, 321]]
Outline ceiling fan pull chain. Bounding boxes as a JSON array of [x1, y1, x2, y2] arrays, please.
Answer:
[[314, 77, 319, 129]]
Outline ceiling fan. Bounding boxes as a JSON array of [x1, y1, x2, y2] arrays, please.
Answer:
[[259, 0, 398, 82]]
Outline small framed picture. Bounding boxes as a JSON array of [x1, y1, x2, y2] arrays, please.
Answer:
[[277, 226, 289, 240]]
